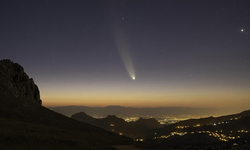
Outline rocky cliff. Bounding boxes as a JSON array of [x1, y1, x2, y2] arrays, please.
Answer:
[[0, 59, 42, 105]]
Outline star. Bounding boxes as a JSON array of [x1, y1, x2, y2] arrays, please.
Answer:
[[241, 29, 244, 32]]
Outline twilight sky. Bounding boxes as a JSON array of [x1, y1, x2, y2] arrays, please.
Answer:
[[1, 0, 250, 109]]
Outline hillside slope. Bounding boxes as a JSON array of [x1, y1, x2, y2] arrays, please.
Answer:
[[0, 59, 132, 150]]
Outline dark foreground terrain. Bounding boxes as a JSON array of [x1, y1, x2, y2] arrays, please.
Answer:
[[0, 98, 133, 150], [0, 59, 133, 150]]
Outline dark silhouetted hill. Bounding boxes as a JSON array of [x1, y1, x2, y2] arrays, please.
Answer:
[[167, 109, 250, 128], [134, 117, 161, 128], [0, 59, 133, 150], [71, 112, 162, 138], [71, 111, 96, 123]]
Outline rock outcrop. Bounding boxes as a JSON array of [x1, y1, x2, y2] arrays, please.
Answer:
[[0, 59, 42, 105]]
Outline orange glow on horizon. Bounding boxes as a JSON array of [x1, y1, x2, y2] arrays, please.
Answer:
[[40, 83, 250, 109]]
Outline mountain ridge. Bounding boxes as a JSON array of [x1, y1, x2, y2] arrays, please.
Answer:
[[71, 112, 162, 138], [50, 105, 243, 117]]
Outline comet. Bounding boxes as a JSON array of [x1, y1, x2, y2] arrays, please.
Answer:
[[114, 26, 136, 80]]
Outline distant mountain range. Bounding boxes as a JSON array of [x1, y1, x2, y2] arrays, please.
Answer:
[[0, 59, 132, 150], [50, 105, 243, 118], [71, 112, 162, 138]]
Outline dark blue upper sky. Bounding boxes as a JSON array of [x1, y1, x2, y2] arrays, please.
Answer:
[[1, 0, 250, 109]]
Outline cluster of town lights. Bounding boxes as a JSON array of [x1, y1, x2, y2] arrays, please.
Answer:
[[154, 129, 249, 142]]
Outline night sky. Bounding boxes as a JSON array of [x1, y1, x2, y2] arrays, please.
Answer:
[[1, 0, 250, 109]]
